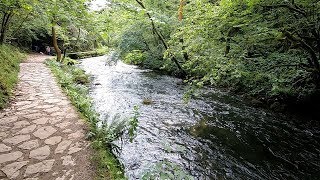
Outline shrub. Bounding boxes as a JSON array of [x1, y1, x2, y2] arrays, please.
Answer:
[[123, 50, 146, 65], [0, 45, 25, 109]]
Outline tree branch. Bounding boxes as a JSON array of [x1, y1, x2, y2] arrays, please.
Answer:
[[0, 13, 7, 33], [263, 4, 307, 17], [12, 12, 31, 37], [134, 0, 167, 48], [0, 12, 12, 44], [267, 64, 299, 71], [134, 0, 186, 76], [283, 31, 320, 71], [266, 63, 316, 72]]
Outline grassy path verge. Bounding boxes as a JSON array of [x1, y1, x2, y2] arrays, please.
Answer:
[[46, 59, 125, 179], [0, 45, 25, 109]]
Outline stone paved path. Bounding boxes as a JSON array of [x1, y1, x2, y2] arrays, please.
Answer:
[[0, 54, 94, 179]]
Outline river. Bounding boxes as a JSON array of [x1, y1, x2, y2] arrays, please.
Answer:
[[80, 55, 319, 179]]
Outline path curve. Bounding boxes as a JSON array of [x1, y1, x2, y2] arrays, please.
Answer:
[[0, 54, 94, 179]]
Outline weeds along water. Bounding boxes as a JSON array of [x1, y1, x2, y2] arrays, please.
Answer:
[[46, 59, 125, 180]]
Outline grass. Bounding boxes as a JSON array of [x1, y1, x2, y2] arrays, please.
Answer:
[[0, 45, 25, 109], [46, 59, 125, 180]]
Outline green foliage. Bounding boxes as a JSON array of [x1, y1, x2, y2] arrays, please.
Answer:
[[46, 60, 125, 179], [90, 117, 127, 180], [128, 105, 139, 143], [1, 0, 104, 53], [0, 45, 24, 109], [91, 140, 125, 180], [63, 57, 78, 65], [142, 160, 194, 180], [47, 59, 144, 179], [105, 0, 320, 109], [72, 68, 90, 85], [2, 0, 318, 113], [174, 0, 319, 108], [0, 0, 37, 44], [102, 1, 180, 72], [123, 50, 146, 65]]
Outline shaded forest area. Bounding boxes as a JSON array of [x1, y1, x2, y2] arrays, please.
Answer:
[[102, 0, 320, 116], [1, 0, 320, 117], [0, 0, 104, 108], [0, 0, 103, 60]]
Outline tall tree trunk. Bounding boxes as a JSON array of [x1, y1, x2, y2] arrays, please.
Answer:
[[0, 12, 12, 45], [224, 37, 231, 57], [178, 0, 185, 21], [52, 25, 62, 62], [0, 13, 8, 45], [0, 30, 5, 45]]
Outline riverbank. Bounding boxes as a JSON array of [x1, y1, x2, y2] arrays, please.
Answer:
[[122, 55, 320, 119], [0, 45, 25, 109], [46, 59, 125, 179], [67, 47, 109, 59], [80, 55, 320, 179]]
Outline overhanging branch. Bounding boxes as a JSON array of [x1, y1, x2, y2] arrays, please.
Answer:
[[263, 4, 307, 17]]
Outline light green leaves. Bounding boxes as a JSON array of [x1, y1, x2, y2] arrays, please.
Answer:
[[128, 105, 140, 143]]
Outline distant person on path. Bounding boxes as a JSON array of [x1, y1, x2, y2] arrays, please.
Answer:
[[34, 45, 39, 52], [45, 46, 51, 55]]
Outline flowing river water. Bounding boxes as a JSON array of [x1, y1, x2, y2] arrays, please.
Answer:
[[80, 55, 320, 179]]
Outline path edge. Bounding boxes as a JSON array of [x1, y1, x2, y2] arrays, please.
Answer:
[[45, 59, 125, 180]]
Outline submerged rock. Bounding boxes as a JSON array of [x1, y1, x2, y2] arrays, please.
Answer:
[[142, 98, 153, 105]]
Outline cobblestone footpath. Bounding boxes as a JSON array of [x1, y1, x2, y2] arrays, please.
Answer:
[[0, 54, 94, 180]]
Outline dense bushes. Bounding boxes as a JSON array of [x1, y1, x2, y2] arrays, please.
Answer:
[[117, 22, 168, 70], [123, 50, 146, 65], [0, 45, 24, 109], [177, 0, 320, 111]]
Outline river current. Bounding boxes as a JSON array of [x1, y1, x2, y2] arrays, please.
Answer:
[[80, 55, 319, 179]]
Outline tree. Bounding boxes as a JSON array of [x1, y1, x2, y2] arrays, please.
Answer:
[[97, 0, 320, 107], [41, 0, 90, 62], [0, 0, 35, 44], [262, 0, 320, 83], [133, 0, 186, 76]]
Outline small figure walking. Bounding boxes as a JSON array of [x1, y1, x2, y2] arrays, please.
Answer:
[[45, 46, 51, 55]]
